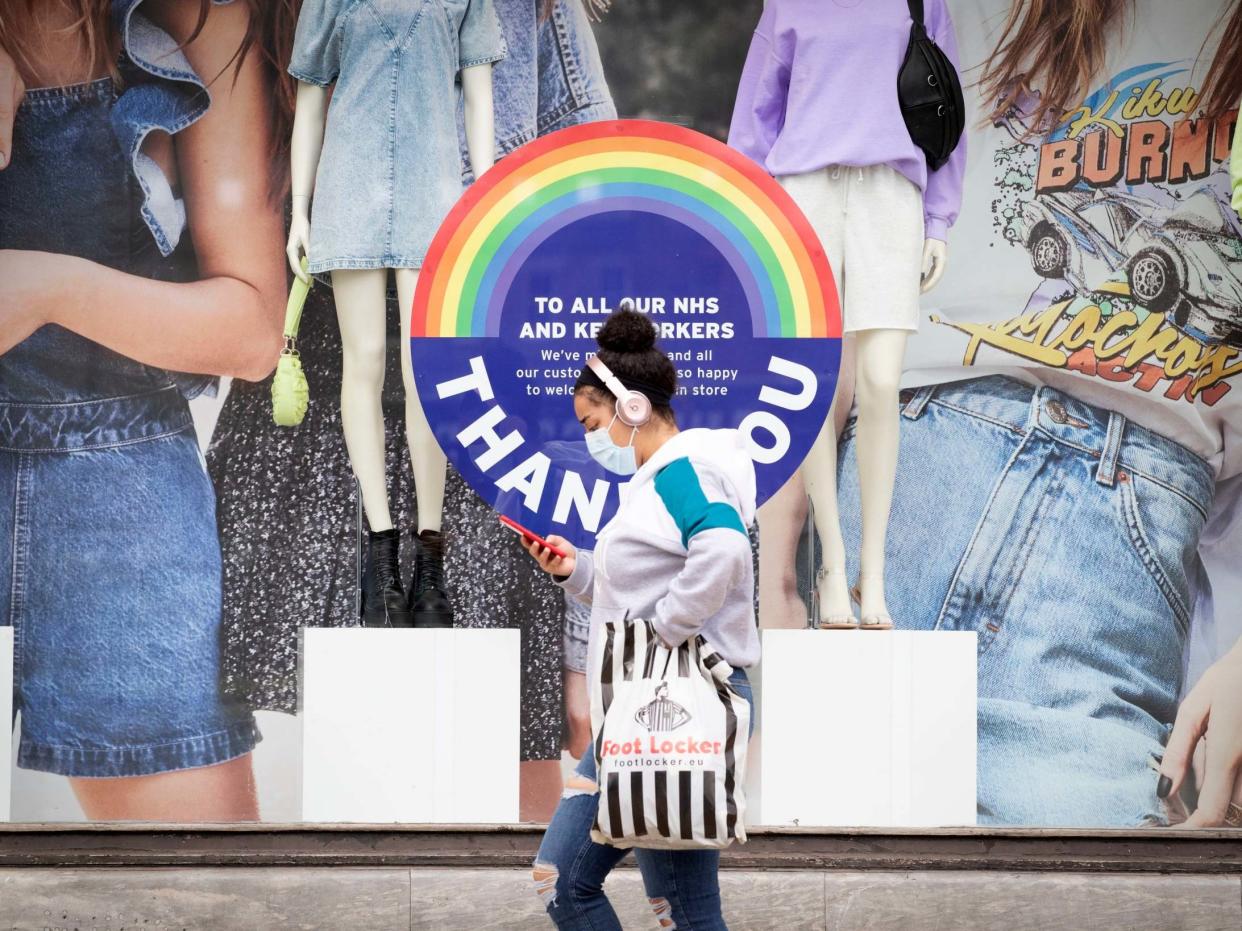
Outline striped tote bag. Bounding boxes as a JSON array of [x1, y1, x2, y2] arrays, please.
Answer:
[[589, 617, 751, 849]]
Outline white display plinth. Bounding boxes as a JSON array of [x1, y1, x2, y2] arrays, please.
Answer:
[[0, 627, 9, 822], [301, 628, 520, 824], [760, 630, 977, 828]]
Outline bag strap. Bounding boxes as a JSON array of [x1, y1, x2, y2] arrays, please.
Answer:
[[697, 635, 736, 685], [284, 257, 313, 343], [906, 0, 926, 33]]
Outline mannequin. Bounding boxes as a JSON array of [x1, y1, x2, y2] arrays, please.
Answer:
[[286, 2, 504, 627], [801, 249, 944, 630], [729, 0, 965, 629]]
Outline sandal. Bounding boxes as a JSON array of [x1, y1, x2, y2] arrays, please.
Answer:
[[850, 574, 894, 631], [815, 566, 859, 630]]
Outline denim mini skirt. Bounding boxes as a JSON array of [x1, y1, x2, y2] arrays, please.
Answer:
[[0, 391, 260, 778]]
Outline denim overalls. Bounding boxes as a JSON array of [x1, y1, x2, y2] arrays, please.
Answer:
[[0, 3, 258, 777]]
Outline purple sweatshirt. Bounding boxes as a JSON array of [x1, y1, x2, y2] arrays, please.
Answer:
[[728, 0, 966, 241]]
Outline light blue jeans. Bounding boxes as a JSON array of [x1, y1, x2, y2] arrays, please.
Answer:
[[534, 669, 752, 930], [837, 375, 1214, 827]]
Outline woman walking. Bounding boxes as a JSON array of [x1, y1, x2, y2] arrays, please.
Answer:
[[524, 307, 758, 930]]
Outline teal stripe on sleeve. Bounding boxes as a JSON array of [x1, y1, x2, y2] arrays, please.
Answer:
[[654, 457, 748, 549]]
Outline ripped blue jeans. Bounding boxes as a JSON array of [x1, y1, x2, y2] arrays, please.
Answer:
[[534, 669, 752, 930]]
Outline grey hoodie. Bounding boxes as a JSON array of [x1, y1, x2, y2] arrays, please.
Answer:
[[559, 428, 760, 673]]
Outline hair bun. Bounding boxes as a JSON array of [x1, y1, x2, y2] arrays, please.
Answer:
[[597, 302, 657, 353]]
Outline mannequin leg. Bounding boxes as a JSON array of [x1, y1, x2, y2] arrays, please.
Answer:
[[395, 269, 447, 534], [779, 170, 855, 628], [332, 269, 394, 532], [757, 471, 809, 629], [802, 336, 857, 627], [520, 760, 563, 823], [395, 269, 453, 627], [333, 268, 413, 626], [852, 329, 908, 626]]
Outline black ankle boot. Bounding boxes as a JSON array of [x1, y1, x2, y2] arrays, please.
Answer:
[[361, 529, 414, 628], [409, 529, 453, 628]]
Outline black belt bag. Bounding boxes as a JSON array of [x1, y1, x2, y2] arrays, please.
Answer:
[[897, 0, 964, 170]]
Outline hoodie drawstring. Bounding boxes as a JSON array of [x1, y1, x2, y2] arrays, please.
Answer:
[[829, 165, 866, 183]]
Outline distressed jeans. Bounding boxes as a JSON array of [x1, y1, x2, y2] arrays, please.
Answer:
[[533, 669, 752, 930]]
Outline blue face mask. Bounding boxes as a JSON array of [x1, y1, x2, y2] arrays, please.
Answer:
[[585, 414, 638, 476]]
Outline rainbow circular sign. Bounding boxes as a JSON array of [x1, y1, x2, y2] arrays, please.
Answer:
[[412, 119, 841, 549]]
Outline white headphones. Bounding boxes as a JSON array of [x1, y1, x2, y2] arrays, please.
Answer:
[[586, 355, 653, 428]]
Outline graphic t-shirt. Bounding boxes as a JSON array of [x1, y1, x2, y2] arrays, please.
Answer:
[[908, 0, 1241, 481]]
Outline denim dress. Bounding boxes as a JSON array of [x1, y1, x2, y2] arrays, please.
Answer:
[[289, 0, 507, 272], [0, 0, 258, 778], [464, 0, 615, 169]]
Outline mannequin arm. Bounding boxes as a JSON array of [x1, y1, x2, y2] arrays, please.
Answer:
[[921, 238, 947, 293], [726, 8, 790, 169], [461, 62, 496, 179], [287, 81, 329, 279]]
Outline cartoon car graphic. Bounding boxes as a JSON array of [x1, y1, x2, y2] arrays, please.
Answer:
[[1010, 187, 1162, 289], [1012, 187, 1242, 349], [1123, 190, 1242, 349]]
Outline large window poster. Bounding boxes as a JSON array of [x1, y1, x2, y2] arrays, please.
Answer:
[[901, 0, 1242, 828], [0, 0, 1239, 832]]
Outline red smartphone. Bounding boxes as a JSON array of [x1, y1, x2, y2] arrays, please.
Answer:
[[499, 515, 570, 561]]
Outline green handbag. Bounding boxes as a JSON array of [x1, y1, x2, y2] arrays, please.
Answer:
[[271, 257, 312, 427]]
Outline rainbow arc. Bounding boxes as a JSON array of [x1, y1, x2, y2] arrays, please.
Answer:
[[412, 120, 840, 340]]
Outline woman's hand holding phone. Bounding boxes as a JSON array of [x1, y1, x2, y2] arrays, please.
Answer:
[[524, 534, 576, 578]]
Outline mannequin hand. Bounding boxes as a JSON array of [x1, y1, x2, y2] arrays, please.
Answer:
[[920, 238, 947, 293], [524, 534, 576, 578], [1158, 637, 1242, 826], [0, 42, 25, 170], [286, 206, 311, 281]]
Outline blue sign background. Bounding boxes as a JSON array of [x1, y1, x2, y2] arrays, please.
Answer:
[[414, 210, 840, 550]]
